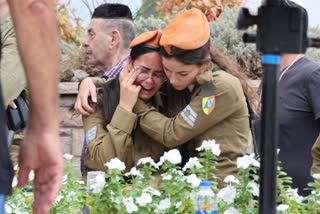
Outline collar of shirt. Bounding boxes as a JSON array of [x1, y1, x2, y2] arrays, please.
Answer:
[[103, 56, 129, 78]]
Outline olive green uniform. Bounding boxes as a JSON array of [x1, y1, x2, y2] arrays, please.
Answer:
[[83, 93, 167, 172], [1, 14, 26, 166], [134, 70, 250, 180], [0, 14, 25, 107]]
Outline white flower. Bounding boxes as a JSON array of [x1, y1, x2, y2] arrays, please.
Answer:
[[5, 204, 12, 214], [123, 197, 138, 213], [217, 185, 237, 205], [172, 169, 184, 176], [224, 207, 241, 214], [175, 201, 182, 208], [143, 186, 161, 196], [158, 149, 182, 166], [63, 153, 74, 160], [104, 158, 126, 171], [55, 194, 63, 203], [186, 174, 201, 187], [88, 173, 106, 193], [137, 157, 158, 168], [28, 170, 35, 181], [313, 173, 320, 179], [236, 153, 260, 169], [156, 198, 171, 211], [183, 157, 203, 171], [11, 176, 17, 188], [248, 181, 259, 196], [286, 188, 304, 203], [162, 173, 173, 181], [136, 193, 152, 207], [196, 139, 221, 156], [76, 180, 85, 185], [125, 167, 143, 177], [62, 175, 68, 184], [223, 175, 240, 184], [277, 204, 289, 212]]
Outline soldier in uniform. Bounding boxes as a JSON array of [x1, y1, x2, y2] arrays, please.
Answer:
[[83, 30, 167, 173], [129, 8, 254, 183], [0, 1, 28, 166]]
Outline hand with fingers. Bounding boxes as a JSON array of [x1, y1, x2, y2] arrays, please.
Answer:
[[74, 77, 97, 116], [119, 63, 141, 112], [17, 127, 63, 214]]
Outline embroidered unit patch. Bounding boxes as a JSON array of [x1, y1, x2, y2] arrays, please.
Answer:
[[202, 96, 215, 115], [181, 105, 198, 127], [85, 126, 97, 144]]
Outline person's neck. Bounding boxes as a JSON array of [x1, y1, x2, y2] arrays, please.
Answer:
[[0, 3, 9, 18], [280, 54, 304, 71], [102, 48, 130, 71]]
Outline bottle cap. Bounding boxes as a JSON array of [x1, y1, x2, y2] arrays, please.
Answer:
[[200, 180, 211, 187]]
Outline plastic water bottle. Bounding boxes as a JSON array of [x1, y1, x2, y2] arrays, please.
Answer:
[[194, 180, 217, 214]]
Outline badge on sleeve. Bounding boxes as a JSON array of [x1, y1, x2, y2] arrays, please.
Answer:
[[181, 105, 198, 127], [202, 96, 215, 115], [200, 81, 216, 115], [85, 126, 97, 144]]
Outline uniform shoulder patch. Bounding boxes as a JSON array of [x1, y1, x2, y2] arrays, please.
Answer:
[[200, 81, 216, 115], [85, 126, 97, 144], [181, 105, 198, 127], [202, 96, 216, 115]]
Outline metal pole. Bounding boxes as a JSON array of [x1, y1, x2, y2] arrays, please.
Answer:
[[259, 54, 280, 214]]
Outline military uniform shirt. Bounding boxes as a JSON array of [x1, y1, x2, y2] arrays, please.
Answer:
[[0, 14, 25, 106], [83, 93, 166, 172], [134, 70, 250, 180]]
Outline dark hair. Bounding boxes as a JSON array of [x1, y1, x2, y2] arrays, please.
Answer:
[[160, 40, 258, 111], [92, 3, 133, 20], [160, 41, 210, 65], [101, 45, 160, 125]]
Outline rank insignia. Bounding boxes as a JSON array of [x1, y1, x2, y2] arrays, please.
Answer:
[[202, 96, 215, 115], [85, 126, 97, 144], [181, 105, 198, 127]]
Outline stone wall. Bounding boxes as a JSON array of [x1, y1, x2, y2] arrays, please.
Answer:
[[59, 82, 83, 174]]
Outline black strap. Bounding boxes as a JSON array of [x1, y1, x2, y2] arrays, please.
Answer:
[[246, 96, 260, 158], [6, 93, 28, 132]]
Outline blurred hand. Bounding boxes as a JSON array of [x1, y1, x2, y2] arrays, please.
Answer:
[[18, 128, 63, 214], [119, 64, 141, 112], [74, 77, 97, 116]]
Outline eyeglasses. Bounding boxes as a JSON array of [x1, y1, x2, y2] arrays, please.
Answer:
[[134, 66, 167, 84]]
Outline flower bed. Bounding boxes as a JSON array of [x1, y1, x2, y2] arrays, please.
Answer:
[[6, 140, 320, 214]]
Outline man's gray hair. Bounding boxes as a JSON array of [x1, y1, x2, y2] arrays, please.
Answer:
[[102, 19, 136, 48]]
